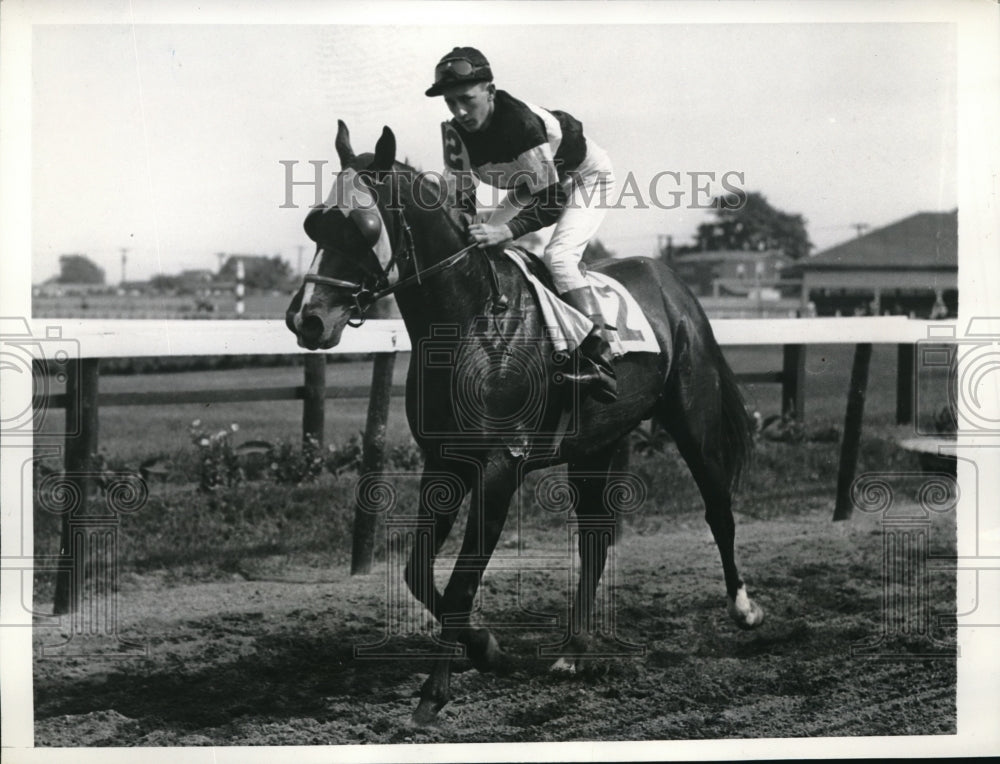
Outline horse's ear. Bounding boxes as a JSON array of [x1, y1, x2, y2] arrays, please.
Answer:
[[335, 120, 355, 169], [371, 126, 396, 172]]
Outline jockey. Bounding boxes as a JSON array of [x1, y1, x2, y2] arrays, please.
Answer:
[[425, 46, 617, 402]]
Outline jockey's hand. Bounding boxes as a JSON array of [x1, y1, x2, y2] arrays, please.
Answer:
[[467, 223, 514, 249]]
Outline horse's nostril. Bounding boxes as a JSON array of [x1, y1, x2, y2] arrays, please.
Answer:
[[300, 314, 325, 343]]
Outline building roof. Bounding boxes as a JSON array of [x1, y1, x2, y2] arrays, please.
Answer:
[[673, 249, 789, 265], [796, 210, 957, 272], [223, 254, 278, 263]]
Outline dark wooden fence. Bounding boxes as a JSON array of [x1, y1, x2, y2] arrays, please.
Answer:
[[29, 317, 939, 611]]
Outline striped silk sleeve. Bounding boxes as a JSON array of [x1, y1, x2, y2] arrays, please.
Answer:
[[506, 179, 569, 239]]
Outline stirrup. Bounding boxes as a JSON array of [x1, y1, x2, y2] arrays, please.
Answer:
[[560, 334, 617, 403]]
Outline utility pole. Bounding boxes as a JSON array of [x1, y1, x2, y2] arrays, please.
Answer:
[[297, 244, 305, 276], [119, 248, 128, 285], [235, 258, 245, 316], [851, 223, 869, 238], [655, 235, 674, 265]]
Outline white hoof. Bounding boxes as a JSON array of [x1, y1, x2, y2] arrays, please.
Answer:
[[549, 656, 578, 675], [728, 585, 765, 630]]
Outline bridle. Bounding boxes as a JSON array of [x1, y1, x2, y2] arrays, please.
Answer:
[[301, 180, 479, 327]]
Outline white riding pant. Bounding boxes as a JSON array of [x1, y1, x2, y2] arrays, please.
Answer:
[[486, 140, 615, 295]]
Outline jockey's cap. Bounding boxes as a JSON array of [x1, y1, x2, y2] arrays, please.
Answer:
[[425, 47, 493, 97]]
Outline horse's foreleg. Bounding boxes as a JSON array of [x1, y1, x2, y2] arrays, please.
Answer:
[[413, 455, 517, 725], [403, 466, 469, 621]]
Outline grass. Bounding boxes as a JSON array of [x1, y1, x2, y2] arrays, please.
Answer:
[[35, 354, 416, 464], [31, 342, 948, 593]]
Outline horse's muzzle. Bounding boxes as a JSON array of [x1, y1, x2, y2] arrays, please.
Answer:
[[291, 303, 351, 350]]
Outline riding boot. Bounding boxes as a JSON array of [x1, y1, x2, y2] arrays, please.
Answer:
[[559, 286, 618, 403]]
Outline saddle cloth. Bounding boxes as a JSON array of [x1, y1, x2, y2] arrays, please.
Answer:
[[504, 249, 659, 357]]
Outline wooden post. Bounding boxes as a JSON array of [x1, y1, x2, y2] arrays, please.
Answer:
[[782, 344, 806, 420], [302, 354, 326, 445], [896, 343, 915, 425], [833, 343, 873, 521], [351, 352, 396, 575], [54, 358, 100, 615]]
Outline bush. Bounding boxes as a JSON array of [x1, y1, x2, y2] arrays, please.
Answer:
[[268, 435, 327, 485], [189, 420, 244, 497]]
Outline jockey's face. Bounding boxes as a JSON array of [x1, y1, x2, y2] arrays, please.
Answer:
[[441, 81, 495, 132]]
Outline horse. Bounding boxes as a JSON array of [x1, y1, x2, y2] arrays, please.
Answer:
[[286, 121, 764, 724]]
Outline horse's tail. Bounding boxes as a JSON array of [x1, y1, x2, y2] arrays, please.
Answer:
[[657, 260, 755, 492], [711, 336, 755, 491]]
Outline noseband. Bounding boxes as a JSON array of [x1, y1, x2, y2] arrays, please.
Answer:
[[300, 184, 478, 327]]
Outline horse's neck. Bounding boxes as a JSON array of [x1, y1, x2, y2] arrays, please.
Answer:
[[394, 211, 491, 341], [396, 249, 491, 341]]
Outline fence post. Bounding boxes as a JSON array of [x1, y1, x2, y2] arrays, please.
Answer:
[[54, 357, 100, 615], [782, 344, 806, 420], [895, 343, 915, 425], [351, 352, 396, 575], [833, 343, 873, 521], [302, 354, 326, 445]]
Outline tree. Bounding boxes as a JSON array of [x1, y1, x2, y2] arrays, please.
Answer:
[[57, 254, 105, 284], [149, 274, 180, 292], [679, 192, 813, 260], [218, 255, 292, 290], [582, 238, 615, 267]]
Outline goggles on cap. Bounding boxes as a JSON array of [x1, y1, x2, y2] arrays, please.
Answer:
[[433, 57, 489, 83]]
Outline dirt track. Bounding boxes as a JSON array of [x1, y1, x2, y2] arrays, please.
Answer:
[[33, 504, 955, 745]]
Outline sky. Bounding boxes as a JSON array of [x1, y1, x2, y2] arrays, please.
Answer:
[[30, 20, 957, 283]]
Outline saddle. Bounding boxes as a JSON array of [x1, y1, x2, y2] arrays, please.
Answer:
[[502, 245, 558, 292], [495, 246, 659, 357]]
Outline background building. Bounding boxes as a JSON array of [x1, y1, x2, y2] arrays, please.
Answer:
[[789, 210, 958, 318]]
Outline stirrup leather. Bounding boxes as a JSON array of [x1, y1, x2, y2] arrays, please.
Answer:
[[558, 287, 618, 402]]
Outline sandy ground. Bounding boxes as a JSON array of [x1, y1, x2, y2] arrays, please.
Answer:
[[32, 504, 956, 746]]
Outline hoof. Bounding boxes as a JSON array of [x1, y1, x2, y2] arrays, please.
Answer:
[[467, 629, 504, 673], [549, 655, 578, 675], [734, 600, 765, 630], [728, 586, 765, 630], [412, 698, 443, 726]]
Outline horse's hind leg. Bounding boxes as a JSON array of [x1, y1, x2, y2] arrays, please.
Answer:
[[657, 379, 764, 630], [413, 452, 519, 725], [548, 445, 620, 674]]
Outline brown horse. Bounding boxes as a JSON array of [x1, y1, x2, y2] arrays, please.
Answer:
[[286, 122, 763, 724]]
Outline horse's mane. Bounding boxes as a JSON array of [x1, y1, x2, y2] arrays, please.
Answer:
[[396, 159, 457, 213], [382, 159, 466, 238]]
